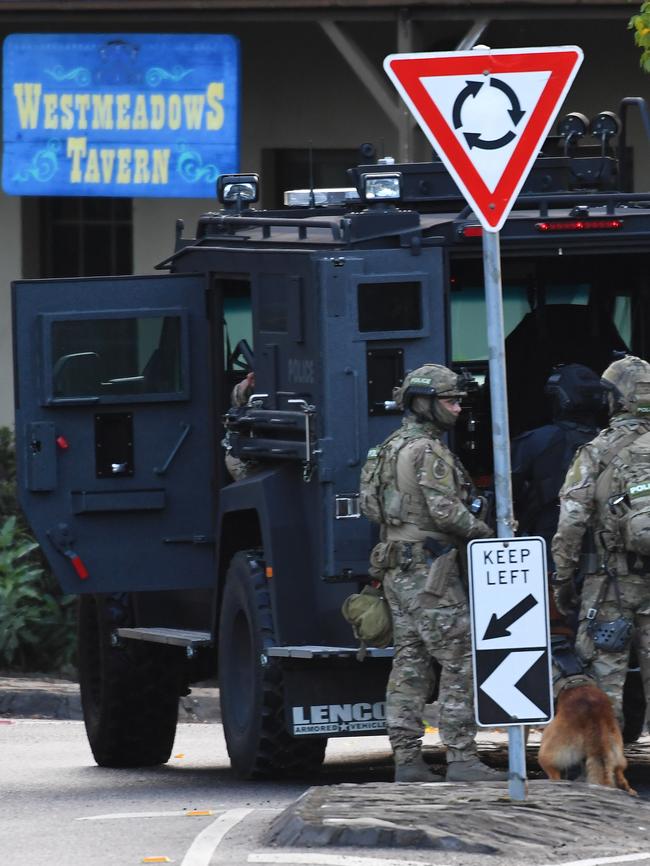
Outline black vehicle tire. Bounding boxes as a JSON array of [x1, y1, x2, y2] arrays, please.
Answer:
[[78, 593, 181, 767], [218, 550, 327, 779], [623, 667, 646, 744]]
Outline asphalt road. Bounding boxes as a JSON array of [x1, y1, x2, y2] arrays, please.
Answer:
[[0, 718, 395, 866], [3, 719, 650, 866]]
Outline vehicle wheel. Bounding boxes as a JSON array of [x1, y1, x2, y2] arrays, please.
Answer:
[[218, 550, 327, 779], [78, 593, 181, 767], [623, 667, 646, 744]]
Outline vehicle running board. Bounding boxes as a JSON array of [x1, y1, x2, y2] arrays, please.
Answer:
[[116, 627, 212, 648], [266, 645, 394, 659]]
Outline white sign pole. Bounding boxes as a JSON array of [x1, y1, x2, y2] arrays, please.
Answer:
[[482, 228, 527, 801]]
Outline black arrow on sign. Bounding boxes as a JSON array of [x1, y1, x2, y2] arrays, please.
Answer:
[[482, 593, 538, 640], [452, 80, 483, 128], [464, 130, 516, 150], [490, 77, 525, 126]]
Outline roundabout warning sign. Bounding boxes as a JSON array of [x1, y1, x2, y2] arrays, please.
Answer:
[[384, 46, 583, 231]]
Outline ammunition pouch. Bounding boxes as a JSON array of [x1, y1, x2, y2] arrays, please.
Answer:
[[368, 541, 398, 578], [423, 546, 457, 597], [579, 550, 600, 576], [421, 540, 465, 606]]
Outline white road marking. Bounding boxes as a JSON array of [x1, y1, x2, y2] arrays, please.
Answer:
[[248, 852, 650, 866], [248, 855, 445, 866], [181, 808, 253, 866], [535, 855, 650, 866]]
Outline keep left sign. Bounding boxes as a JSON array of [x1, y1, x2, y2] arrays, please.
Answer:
[[468, 536, 553, 726]]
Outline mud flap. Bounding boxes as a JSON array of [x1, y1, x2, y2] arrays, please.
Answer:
[[281, 658, 391, 737]]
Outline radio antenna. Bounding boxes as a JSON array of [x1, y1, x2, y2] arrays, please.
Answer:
[[308, 141, 315, 208]]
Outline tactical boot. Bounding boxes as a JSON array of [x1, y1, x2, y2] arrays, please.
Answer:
[[446, 758, 508, 782], [394, 754, 442, 783]]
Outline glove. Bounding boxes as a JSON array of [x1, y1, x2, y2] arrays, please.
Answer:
[[553, 580, 578, 617], [469, 519, 494, 540]]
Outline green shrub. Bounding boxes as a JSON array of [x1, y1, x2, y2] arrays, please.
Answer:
[[0, 516, 77, 672], [0, 426, 19, 526], [630, 2, 650, 72], [0, 428, 77, 674]]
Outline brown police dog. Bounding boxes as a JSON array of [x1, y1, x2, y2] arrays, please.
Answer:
[[538, 681, 636, 795]]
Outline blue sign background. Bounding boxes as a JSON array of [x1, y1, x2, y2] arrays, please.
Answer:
[[3, 33, 240, 197]]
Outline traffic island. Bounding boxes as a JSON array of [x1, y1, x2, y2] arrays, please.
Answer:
[[266, 779, 650, 858]]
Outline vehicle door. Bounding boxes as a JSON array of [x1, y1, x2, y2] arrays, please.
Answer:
[[12, 273, 215, 595]]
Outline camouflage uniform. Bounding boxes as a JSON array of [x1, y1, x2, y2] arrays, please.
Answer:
[[366, 365, 493, 777], [379, 416, 492, 765], [552, 356, 650, 725], [225, 375, 256, 480]]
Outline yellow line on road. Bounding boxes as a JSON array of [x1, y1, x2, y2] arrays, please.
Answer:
[[78, 811, 198, 821]]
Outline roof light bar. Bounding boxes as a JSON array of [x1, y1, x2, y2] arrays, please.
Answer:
[[284, 188, 360, 207]]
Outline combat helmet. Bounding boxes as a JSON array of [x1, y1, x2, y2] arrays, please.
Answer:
[[601, 354, 650, 417], [393, 364, 467, 410], [544, 363, 605, 420], [393, 364, 471, 430]]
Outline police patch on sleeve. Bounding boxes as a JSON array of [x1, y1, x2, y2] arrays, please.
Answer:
[[433, 458, 448, 479]]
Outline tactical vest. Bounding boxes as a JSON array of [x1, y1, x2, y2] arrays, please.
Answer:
[[595, 426, 650, 558], [359, 426, 428, 526]]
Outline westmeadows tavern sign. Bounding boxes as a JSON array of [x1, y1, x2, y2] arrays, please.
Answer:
[[2, 33, 240, 197]]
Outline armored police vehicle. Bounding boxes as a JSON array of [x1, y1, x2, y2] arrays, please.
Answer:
[[12, 97, 650, 777]]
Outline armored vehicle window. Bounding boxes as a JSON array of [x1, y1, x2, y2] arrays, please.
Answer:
[[358, 281, 422, 332], [49, 314, 185, 402], [450, 257, 634, 364], [222, 279, 253, 367]]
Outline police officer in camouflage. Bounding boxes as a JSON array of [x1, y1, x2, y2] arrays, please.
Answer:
[[552, 355, 650, 727], [225, 372, 256, 481], [367, 364, 507, 783]]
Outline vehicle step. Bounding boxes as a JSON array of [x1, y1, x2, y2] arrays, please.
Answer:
[[116, 627, 212, 648], [266, 645, 394, 659]]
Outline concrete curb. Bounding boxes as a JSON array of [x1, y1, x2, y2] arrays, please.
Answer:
[[0, 676, 221, 723], [267, 778, 650, 855]]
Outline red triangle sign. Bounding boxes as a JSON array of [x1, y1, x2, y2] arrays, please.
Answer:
[[384, 46, 583, 232]]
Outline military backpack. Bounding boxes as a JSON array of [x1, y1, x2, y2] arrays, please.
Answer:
[[359, 429, 414, 525], [596, 429, 650, 556]]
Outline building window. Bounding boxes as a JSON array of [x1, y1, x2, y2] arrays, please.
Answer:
[[32, 197, 133, 278]]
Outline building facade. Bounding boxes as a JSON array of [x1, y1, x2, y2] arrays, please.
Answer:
[[1, 0, 648, 427]]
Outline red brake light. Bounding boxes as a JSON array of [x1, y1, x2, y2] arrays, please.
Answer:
[[535, 219, 623, 232], [460, 225, 483, 238]]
